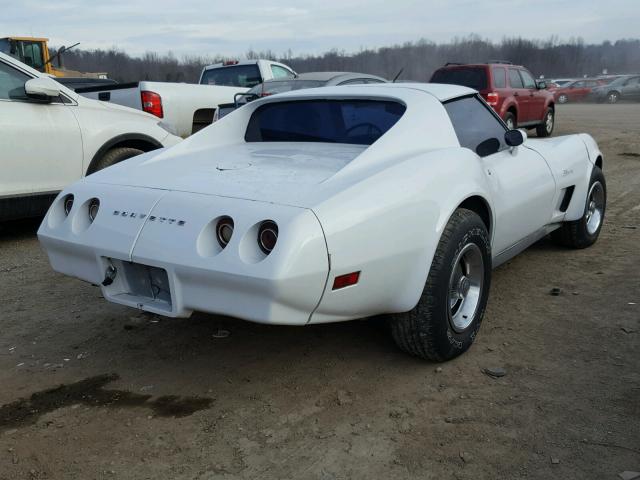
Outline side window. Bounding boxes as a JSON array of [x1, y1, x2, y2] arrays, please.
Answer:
[[492, 67, 506, 88], [509, 69, 524, 89], [627, 77, 640, 86], [519, 70, 536, 89], [0, 61, 30, 100], [573, 81, 585, 88], [338, 78, 369, 85], [365, 78, 385, 84], [444, 96, 507, 157], [271, 65, 295, 79]]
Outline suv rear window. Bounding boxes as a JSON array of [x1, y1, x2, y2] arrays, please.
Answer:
[[245, 100, 406, 145], [431, 67, 488, 91], [200, 65, 262, 88]]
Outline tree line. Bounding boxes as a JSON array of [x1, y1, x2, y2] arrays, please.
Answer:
[[59, 36, 640, 84]]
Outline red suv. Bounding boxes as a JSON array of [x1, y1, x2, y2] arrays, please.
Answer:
[[430, 62, 555, 137]]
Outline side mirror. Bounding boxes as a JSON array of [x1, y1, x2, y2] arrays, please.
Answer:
[[505, 129, 526, 147], [536, 80, 547, 90], [24, 77, 62, 101]]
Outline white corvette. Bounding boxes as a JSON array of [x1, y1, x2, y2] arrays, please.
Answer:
[[38, 83, 606, 361]]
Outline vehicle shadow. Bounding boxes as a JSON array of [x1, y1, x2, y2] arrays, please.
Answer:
[[0, 217, 42, 240]]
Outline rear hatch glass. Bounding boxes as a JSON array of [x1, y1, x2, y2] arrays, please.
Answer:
[[431, 67, 488, 91], [200, 65, 262, 88], [245, 100, 406, 146]]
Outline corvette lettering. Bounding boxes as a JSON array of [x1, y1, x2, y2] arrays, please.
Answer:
[[112, 210, 185, 226]]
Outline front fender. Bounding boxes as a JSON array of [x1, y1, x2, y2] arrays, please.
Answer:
[[309, 148, 493, 323]]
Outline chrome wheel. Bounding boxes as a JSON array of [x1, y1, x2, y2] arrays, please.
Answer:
[[585, 181, 605, 235], [558, 94, 568, 104], [607, 92, 619, 104], [545, 111, 554, 133], [448, 243, 484, 333]]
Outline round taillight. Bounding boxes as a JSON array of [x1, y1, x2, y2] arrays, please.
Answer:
[[88, 198, 100, 222], [63, 194, 74, 216], [216, 216, 234, 248], [258, 220, 278, 254]]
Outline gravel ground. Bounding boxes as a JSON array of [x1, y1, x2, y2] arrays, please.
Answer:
[[1, 103, 639, 480]]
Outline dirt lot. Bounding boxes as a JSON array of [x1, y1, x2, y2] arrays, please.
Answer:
[[1, 103, 639, 480]]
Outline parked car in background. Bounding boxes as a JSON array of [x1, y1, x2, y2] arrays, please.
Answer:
[[430, 61, 555, 136], [548, 79, 575, 88], [591, 75, 640, 103], [217, 71, 388, 118], [75, 60, 297, 138], [0, 52, 181, 221], [38, 83, 606, 362], [550, 78, 607, 103]]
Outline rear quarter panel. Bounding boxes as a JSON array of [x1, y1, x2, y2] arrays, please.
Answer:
[[139, 82, 249, 137], [310, 148, 494, 323]]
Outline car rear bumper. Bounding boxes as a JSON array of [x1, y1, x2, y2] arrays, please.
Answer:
[[38, 183, 330, 325]]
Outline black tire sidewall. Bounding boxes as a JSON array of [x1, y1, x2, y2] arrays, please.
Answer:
[[423, 212, 492, 359]]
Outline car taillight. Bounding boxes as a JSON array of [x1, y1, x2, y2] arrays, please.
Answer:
[[141, 91, 163, 118], [260, 92, 273, 97], [484, 92, 499, 107]]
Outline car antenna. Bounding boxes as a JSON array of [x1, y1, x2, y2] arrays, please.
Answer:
[[392, 68, 404, 83]]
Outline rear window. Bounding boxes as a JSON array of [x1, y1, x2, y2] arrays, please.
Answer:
[[200, 65, 262, 88], [249, 80, 325, 96], [431, 67, 488, 91], [245, 100, 406, 145]]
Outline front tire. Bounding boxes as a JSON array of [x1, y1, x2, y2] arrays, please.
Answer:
[[536, 108, 555, 137], [552, 167, 606, 249], [389, 209, 492, 362]]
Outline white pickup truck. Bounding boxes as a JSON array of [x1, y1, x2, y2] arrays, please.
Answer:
[[76, 59, 296, 138]]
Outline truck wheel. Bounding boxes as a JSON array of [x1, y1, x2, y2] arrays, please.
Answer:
[[536, 108, 554, 137], [389, 209, 492, 362], [504, 112, 516, 130], [558, 94, 568, 104], [552, 167, 606, 249], [88, 147, 144, 174], [607, 91, 620, 104]]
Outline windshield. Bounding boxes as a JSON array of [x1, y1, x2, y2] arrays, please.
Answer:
[[200, 64, 261, 87], [245, 100, 406, 145], [431, 67, 488, 90]]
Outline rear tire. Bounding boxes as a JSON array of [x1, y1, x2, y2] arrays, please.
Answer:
[[607, 91, 620, 104], [552, 167, 606, 249], [389, 209, 492, 362], [558, 94, 568, 104], [88, 147, 144, 174], [504, 112, 516, 130], [536, 108, 555, 137]]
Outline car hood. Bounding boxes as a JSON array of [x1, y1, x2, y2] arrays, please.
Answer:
[[85, 142, 368, 207]]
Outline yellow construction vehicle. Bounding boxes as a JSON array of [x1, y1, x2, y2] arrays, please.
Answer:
[[0, 36, 107, 78]]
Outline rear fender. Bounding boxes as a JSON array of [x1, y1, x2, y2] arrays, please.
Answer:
[[310, 148, 493, 323]]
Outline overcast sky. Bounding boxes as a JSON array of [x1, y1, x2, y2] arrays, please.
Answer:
[[3, 0, 639, 58]]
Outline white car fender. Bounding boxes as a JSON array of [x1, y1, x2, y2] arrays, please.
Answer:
[[310, 147, 493, 323], [70, 99, 176, 173], [526, 135, 598, 222]]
